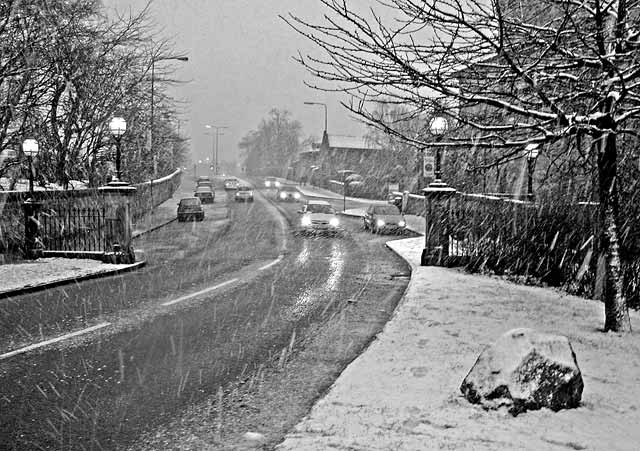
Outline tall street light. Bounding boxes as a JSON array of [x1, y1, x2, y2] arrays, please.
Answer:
[[205, 125, 228, 175], [150, 54, 188, 177], [338, 169, 355, 212], [109, 116, 127, 183], [22, 138, 38, 196], [525, 143, 540, 201], [304, 101, 328, 137]]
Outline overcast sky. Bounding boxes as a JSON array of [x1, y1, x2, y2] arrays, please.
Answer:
[[106, 0, 367, 167]]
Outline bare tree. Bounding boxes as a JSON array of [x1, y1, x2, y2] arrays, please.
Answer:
[[239, 108, 303, 176], [284, 0, 640, 332]]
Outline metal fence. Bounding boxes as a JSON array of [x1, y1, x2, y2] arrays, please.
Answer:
[[40, 206, 121, 253]]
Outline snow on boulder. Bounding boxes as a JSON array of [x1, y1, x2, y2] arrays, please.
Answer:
[[460, 328, 583, 416]]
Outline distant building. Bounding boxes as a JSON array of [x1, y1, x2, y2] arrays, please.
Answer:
[[293, 132, 383, 189]]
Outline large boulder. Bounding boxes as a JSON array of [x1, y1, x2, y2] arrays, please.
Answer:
[[460, 328, 583, 416]]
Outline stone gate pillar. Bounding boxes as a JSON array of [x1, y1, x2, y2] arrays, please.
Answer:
[[99, 180, 137, 263], [421, 180, 457, 266]]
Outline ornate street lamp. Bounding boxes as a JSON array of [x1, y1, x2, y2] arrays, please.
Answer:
[[421, 115, 457, 266], [21, 138, 41, 259], [525, 143, 540, 201], [429, 116, 449, 184], [109, 116, 127, 183], [22, 138, 38, 196]]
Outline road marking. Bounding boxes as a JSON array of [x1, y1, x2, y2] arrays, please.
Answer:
[[162, 278, 239, 306], [258, 254, 284, 271], [0, 322, 111, 361]]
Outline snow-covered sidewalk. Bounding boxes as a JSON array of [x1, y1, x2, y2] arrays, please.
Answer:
[[277, 236, 640, 451], [0, 258, 136, 296]]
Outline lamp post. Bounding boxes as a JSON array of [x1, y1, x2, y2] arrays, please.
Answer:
[[22, 138, 38, 196], [525, 143, 540, 201], [304, 101, 328, 139], [205, 125, 228, 175], [150, 55, 188, 177], [109, 116, 127, 183], [338, 169, 355, 212], [421, 115, 456, 266], [22, 138, 41, 259], [429, 116, 449, 184]]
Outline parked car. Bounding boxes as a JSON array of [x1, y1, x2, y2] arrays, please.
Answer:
[[224, 177, 239, 190], [265, 176, 280, 188], [235, 185, 254, 202], [298, 200, 341, 235], [194, 185, 215, 204], [177, 197, 204, 222], [276, 185, 301, 202], [363, 204, 406, 234]]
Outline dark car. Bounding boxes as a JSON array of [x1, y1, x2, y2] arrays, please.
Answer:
[[363, 204, 406, 233], [276, 185, 301, 202], [177, 197, 204, 222], [194, 185, 215, 204], [196, 176, 213, 189], [235, 185, 254, 202]]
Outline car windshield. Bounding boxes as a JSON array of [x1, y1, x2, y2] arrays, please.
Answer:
[[180, 199, 200, 206], [238, 186, 252, 191], [225, 179, 237, 183], [281, 186, 297, 191], [307, 204, 334, 214], [374, 205, 400, 215]]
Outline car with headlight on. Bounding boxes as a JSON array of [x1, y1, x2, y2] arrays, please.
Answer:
[[276, 184, 301, 202], [224, 177, 239, 190], [363, 204, 406, 234], [298, 200, 341, 235], [235, 185, 254, 202], [265, 176, 280, 188], [177, 197, 204, 222]]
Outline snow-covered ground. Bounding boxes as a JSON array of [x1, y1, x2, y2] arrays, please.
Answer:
[[278, 236, 640, 451], [0, 258, 133, 295]]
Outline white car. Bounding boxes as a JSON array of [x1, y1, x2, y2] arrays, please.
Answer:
[[224, 178, 239, 190], [235, 185, 254, 202], [298, 200, 341, 235]]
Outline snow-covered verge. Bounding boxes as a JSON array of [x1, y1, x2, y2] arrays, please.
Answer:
[[0, 258, 133, 295], [277, 236, 640, 451]]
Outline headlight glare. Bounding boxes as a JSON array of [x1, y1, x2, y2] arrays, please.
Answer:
[[376, 219, 385, 227], [294, 192, 301, 199], [398, 220, 406, 227], [329, 217, 340, 227], [280, 192, 286, 199], [275, 181, 281, 187], [301, 216, 312, 226]]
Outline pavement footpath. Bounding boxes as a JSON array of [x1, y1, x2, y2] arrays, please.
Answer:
[[2, 181, 640, 450]]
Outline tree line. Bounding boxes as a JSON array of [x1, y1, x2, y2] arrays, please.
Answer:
[[0, 0, 188, 190]]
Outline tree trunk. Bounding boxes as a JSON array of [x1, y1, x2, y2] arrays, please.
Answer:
[[597, 131, 631, 332]]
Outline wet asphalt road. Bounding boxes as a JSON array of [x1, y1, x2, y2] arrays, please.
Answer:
[[0, 180, 408, 450]]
